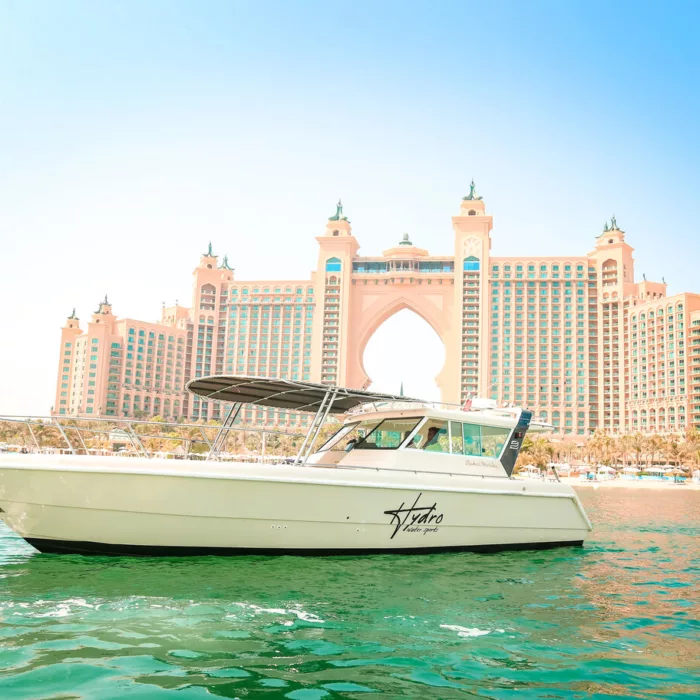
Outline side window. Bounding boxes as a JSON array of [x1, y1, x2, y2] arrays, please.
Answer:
[[449, 422, 463, 454], [481, 425, 510, 457], [354, 418, 422, 450], [406, 419, 450, 453], [463, 423, 482, 456], [318, 422, 362, 452]]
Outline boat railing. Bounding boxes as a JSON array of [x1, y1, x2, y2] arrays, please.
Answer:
[[0, 416, 566, 485], [0, 414, 306, 462], [329, 462, 512, 481], [348, 400, 522, 418]]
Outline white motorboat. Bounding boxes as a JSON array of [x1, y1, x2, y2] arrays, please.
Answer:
[[0, 376, 592, 556]]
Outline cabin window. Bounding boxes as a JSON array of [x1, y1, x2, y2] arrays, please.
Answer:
[[462, 423, 482, 456], [406, 419, 450, 453], [317, 421, 364, 452], [481, 425, 510, 457], [354, 418, 422, 450], [449, 422, 464, 454]]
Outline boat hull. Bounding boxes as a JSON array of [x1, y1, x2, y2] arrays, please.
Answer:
[[0, 455, 591, 556]]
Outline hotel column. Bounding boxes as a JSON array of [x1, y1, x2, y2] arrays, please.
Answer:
[[310, 201, 359, 386], [451, 182, 493, 403], [53, 310, 82, 415]]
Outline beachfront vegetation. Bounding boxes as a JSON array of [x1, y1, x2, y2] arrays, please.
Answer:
[[0, 416, 308, 458], [2, 418, 699, 470], [516, 427, 700, 472]]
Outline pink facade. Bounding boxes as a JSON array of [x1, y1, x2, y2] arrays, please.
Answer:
[[53, 189, 700, 435]]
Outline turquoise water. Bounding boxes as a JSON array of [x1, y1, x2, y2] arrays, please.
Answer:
[[0, 489, 698, 699]]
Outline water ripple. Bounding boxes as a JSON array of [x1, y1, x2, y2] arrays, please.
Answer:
[[0, 489, 698, 698]]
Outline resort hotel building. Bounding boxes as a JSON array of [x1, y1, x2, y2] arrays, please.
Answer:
[[53, 185, 700, 436]]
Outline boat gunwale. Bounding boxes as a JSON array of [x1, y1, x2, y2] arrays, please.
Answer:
[[0, 458, 583, 500]]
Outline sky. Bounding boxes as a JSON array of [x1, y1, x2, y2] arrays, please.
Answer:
[[1, 0, 699, 412]]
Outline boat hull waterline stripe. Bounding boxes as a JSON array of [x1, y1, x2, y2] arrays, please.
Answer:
[[25, 538, 585, 557]]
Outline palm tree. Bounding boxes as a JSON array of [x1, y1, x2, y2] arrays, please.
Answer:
[[515, 436, 552, 471], [630, 432, 647, 468], [647, 434, 664, 468], [664, 434, 693, 470], [618, 434, 635, 468], [588, 429, 614, 466]]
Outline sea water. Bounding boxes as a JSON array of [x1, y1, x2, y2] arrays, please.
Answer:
[[0, 489, 698, 699]]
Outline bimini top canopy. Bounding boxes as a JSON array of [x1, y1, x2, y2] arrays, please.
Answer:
[[186, 375, 424, 414]]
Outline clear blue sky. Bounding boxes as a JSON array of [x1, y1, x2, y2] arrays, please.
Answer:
[[1, 0, 699, 412]]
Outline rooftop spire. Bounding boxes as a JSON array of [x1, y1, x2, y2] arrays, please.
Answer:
[[328, 199, 349, 222], [219, 254, 233, 270], [68, 308, 78, 320], [399, 233, 412, 246], [462, 179, 483, 201], [203, 241, 215, 257], [603, 221, 609, 232], [95, 295, 111, 313], [610, 214, 619, 230]]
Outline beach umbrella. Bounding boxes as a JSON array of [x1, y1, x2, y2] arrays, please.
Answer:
[[622, 466, 639, 473]]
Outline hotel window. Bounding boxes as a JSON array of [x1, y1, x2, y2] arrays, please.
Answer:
[[326, 257, 342, 272], [463, 256, 480, 271]]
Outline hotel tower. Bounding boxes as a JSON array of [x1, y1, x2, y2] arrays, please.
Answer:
[[54, 185, 700, 436]]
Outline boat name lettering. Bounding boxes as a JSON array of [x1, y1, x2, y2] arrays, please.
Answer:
[[464, 456, 489, 466], [509, 439, 520, 450], [383, 493, 444, 539]]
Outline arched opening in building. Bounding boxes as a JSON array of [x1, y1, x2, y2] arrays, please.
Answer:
[[362, 309, 444, 401]]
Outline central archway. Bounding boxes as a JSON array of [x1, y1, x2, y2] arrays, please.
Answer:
[[363, 309, 444, 401]]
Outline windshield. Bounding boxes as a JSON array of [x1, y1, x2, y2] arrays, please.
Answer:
[[317, 420, 379, 452], [353, 417, 422, 450]]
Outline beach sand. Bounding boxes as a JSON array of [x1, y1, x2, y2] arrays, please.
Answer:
[[568, 477, 700, 491]]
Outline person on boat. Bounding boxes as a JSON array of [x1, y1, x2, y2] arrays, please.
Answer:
[[424, 426, 440, 447], [424, 426, 447, 452], [345, 438, 358, 451]]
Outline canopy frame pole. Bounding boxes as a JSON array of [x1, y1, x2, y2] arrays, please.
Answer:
[[199, 427, 213, 456], [73, 426, 89, 455], [294, 389, 333, 465], [25, 422, 40, 451], [296, 388, 338, 466], [123, 421, 148, 458], [54, 418, 75, 455], [207, 403, 241, 461], [303, 389, 338, 464]]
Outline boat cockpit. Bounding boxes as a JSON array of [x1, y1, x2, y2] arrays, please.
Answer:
[[183, 375, 536, 478], [316, 414, 511, 457], [304, 408, 524, 477]]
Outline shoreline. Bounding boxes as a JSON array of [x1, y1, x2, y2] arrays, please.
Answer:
[[566, 477, 700, 490]]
